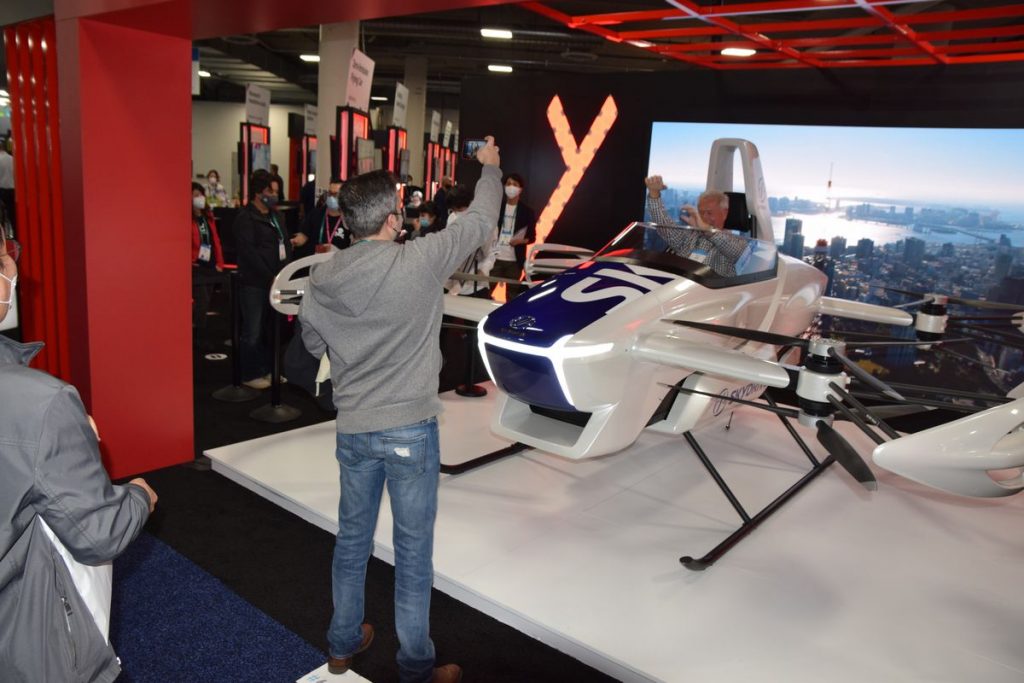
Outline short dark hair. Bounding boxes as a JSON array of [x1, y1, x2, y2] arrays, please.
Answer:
[[503, 172, 525, 189], [250, 169, 272, 198], [420, 201, 437, 217], [338, 170, 400, 239], [446, 184, 474, 212], [191, 181, 206, 194]]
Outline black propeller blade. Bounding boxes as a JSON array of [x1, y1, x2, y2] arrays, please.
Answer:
[[815, 421, 877, 490], [668, 319, 806, 347], [826, 347, 904, 401], [882, 286, 1024, 312], [662, 384, 800, 417]]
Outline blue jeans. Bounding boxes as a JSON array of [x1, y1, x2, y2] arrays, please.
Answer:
[[239, 285, 271, 381], [328, 418, 440, 683]]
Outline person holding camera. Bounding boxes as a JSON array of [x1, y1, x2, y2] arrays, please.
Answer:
[[299, 136, 503, 683], [644, 175, 750, 277]]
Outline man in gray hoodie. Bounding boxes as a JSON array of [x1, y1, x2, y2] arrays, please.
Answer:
[[299, 137, 502, 683]]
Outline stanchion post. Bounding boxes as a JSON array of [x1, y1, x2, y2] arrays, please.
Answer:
[[250, 309, 301, 423], [455, 325, 487, 398], [212, 268, 259, 402]]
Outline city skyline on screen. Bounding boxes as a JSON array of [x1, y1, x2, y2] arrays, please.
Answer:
[[648, 122, 1024, 221]]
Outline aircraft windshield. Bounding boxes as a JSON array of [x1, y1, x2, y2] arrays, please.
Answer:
[[592, 221, 777, 287]]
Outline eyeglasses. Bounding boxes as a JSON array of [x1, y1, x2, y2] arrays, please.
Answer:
[[2, 239, 20, 263]]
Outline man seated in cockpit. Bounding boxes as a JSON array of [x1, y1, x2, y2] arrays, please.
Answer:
[[644, 175, 751, 277]]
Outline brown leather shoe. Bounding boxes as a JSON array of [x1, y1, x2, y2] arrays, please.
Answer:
[[432, 663, 463, 682], [327, 623, 374, 675]]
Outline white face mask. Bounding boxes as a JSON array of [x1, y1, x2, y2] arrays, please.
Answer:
[[0, 270, 16, 307], [193, 196, 206, 210], [504, 185, 521, 199], [208, 176, 218, 185]]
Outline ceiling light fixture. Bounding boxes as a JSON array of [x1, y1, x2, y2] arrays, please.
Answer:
[[300, 54, 321, 63], [628, 40, 654, 49], [0, 89, 8, 97], [198, 70, 212, 78], [488, 64, 513, 73], [481, 28, 513, 40], [371, 96, 388, 101], [721, 47, 756, 58]]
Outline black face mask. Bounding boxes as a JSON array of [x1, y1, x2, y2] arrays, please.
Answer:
[[261, 193, 279, 208]]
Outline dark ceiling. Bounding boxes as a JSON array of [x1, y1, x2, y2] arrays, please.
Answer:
[[194, 2, 675, 108]]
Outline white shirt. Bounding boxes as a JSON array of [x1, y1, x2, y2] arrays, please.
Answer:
[[0, 151, 14, 190], [496, 203, 518, 262]]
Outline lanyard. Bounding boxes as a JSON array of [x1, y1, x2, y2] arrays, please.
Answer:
[[268, 213, 284, 242], [321, 212, 344, 244], [195, 215, 210, 245]]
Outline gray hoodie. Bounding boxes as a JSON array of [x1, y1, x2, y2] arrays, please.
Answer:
[[299, 165, 502, 433]]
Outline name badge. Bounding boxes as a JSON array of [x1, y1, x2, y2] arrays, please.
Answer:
[[689, 248, 708, 263], [278, 240, 287, 261], [198, 244, 212, 263]]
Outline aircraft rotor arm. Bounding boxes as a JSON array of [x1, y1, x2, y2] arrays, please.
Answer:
[[632, 332, 791, 388], [818, 296, 913, 326]]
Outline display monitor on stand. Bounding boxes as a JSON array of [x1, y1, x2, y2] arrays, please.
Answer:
[[238, 122, 271, 204], [335, 106, 371, 182]]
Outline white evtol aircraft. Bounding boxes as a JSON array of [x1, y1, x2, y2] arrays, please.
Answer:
[[275, 139, 1024, 569]]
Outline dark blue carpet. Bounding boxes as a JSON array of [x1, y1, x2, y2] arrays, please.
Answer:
[[110, 532, 326, 682]]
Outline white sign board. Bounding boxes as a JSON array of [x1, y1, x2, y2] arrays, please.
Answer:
[[392, 83, 409, 128], [429, 111, 441, 143], [245, 84, 270, 126], [304, 104, 318, 136], [346, 49, 375, 112], [442, 120, 453, 148], [191, 47, 200, 96]]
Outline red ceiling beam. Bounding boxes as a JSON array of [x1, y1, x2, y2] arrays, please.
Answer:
[[851, 0, 946, 64], [525, 1, 1024, 71]]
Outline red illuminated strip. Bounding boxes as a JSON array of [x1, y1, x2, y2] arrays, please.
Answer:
[[340, 113, 350, 180]]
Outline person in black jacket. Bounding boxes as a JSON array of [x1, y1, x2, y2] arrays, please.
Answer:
[[489, 172, 536, 299], [234, 169, 294, 389], [297, 177, 350, 253]]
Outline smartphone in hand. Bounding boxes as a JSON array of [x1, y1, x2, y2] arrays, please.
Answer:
[[461, 138, 487, 160]]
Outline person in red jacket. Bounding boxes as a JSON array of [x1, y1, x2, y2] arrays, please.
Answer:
[[191, 181, 225, 332]]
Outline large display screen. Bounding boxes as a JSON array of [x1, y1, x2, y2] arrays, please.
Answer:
[[647, 121, 1024, 391], [251, 143, 271, 172], [647, 122, 1024, 250]]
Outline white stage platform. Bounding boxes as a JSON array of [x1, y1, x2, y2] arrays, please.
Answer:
[[209, 385, 1024, 683]]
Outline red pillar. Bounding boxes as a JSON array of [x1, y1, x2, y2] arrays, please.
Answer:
[[55, 16, 193, 478]]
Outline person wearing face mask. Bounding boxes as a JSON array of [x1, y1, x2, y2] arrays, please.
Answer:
[[191, 182, 225, 333], [205, 169, 229, 208], [489, 173, 536, 300], [233, 169, 294, 389], [299, 137, 503, 683], [0, 235, 158, 683], [298, 177, 350, 254], [416, 201, 439, 238]]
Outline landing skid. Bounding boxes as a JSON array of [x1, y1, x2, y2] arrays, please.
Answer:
[[440, 442, 530, 475], [680, 399, 833, 571]]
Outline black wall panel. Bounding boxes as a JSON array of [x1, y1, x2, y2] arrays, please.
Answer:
[[458, 63, 1024, 250]]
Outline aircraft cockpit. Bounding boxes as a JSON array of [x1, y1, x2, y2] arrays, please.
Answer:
[[592, 221, 778, 288]]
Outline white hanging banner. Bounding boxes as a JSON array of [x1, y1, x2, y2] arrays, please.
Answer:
[[304, 104, 318, 136], [442, 121, 453, 148], [245, 84, 271, 126], [191, 47, 201, 96], [392, 82, 409, 128], [429, 111, 441, 143], [346, 48, 375, 112]]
